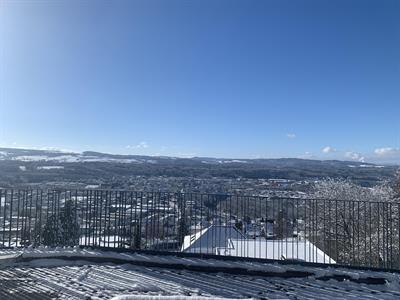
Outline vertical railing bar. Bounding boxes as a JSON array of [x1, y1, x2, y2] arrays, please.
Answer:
[[28, 189, 33, 246], [198, 194, 203, 255], [323, 198, 325, 264], [246, 196, 249, 258], [265, 197, 268, 260], [99, 190, 104, 247], [2, 189, 7, 247], [129, 191, 134, 250], [113, 190, 117, 248], [369, 201, 372, 268], [0, 189, 3, 248], [188, 193, 192, 250], [291, 198, 294, 261], [93, 190, 98, 247], [124, 191, 128, 248], [119, 191, 123, 248], [84, 190, 88, 247], [312, 199, 315, 263], [162, 192, 166, 251], [167, 192, 171, 251], [206, 194, 211, 255], [272, 197, 275, 260], [328, 199, 331, 264], [254, 196, 257, 258], [21, 190, 26, 247], [335, 200, 338, 264], [151, 191, 155, 250], [138, 191, 143, 250], [118, 190, 122, 248], [364, 201, 367, 267], [22, 189, 27, 247], [38, 190, 43, 245], [103, 190, 111, 248], [145, 191, 150, 250], [382, 202, 385, 268], [398, 203, 400, 270], [238, 195, 241, 257], [8, 190, 14, 247], [285, 198, 288, 261], [350, 200, 353, 266], [304, 199, 310, 261], [35, 189, 41, 246], [74, 190, 78, 247], [134, 191, 139, 250], [357, 201, 360, 266], [118, 191, 123, 248], [16, 190, 21, 247], [25, 189, 30, 246], [88, 189, 93, 247], [390, 202, 393, 270], [107, 190, 112, 248], [296, 198, 299, 262]]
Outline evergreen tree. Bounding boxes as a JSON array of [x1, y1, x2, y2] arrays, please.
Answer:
[[42, 200, 79, 247]]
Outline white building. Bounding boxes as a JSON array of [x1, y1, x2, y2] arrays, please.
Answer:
[[182, 225, 335, 264]]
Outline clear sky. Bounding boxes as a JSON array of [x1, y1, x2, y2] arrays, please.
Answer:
[[1, 0, 399, 163]]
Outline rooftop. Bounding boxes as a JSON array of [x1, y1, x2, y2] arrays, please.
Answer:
[[0, 247, 399, 299]]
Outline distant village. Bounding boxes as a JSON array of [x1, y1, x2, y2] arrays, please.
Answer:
[[62, 176, 313, 198]]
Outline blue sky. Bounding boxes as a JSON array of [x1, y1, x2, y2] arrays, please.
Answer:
[[1, 0, 399, 163]]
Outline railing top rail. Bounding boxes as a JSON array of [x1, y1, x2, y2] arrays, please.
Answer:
[[0, 188, 399, 205]]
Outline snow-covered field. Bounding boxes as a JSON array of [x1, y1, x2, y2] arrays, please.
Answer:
[[0, 248, 400, 299], [12, 154, 141, 164]]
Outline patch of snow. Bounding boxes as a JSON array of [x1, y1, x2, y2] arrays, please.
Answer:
[[81, 157, 139, 163], [37, 166, 65, 170], [14, 155, 49, 162], [50, 155, 81, 163], [216, 160, 248, 164], [10, 154, 141, 164], [111, 296, 251, 300], [19, 166, 27, 171], [223, 160, 248, 164], [85, 185, 100, 189]]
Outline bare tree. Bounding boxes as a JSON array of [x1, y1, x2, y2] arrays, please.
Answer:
[[395, 170, 400, 199], [309, 178, 399, 268]]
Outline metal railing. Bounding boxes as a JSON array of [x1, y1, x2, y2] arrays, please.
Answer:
[[0, 189, 399, 270]]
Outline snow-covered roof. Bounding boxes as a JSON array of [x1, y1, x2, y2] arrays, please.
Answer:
[[181, 225, 245, 253], [216, 238, 336, 264]]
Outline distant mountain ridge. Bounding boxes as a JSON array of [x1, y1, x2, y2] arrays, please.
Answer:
[[0, 147, 397, 187], [0, 147, 386, 166]]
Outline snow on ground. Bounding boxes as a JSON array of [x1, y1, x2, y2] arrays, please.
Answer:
[[111, 296, 250, 300], [0, 248, 400, 299], [79, 235, 127, 247]]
